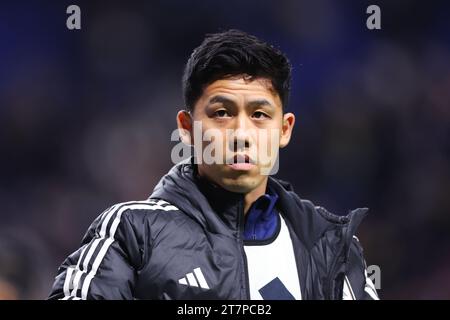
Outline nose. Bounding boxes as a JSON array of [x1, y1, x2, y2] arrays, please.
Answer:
[[229, 116, 252, 152]]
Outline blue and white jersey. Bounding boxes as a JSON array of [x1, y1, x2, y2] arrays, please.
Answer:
[[244, 214, 302, 300]]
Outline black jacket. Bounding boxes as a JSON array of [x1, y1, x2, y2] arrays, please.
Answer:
[[49, 158, 378, 300]]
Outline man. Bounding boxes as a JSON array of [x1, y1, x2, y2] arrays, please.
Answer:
[[49, 30, 379, 300]]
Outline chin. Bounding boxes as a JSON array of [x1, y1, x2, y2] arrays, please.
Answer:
[[220, 176, 260, 194]]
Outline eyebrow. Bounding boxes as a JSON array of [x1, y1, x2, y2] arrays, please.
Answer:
[[247, 99, 274, 109], [208, 95, 236, 106], [208, 95, 274, 109]]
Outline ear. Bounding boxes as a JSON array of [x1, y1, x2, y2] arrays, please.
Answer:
[[279, 112, 296, 148], [176, 110, 193, 145]]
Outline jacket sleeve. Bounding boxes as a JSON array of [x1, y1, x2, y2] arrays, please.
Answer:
[[48, 204, 146, 300], [343, 236, 380, 300]]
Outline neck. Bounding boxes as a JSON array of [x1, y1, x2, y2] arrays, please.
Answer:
[[243, 177, 268, 215]]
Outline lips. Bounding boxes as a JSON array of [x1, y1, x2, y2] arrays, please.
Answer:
[[226, 154, 256, 171]]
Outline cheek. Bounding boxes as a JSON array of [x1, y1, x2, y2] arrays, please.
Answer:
[[202, 129, 228, 157], [255, 129, 280, 154]]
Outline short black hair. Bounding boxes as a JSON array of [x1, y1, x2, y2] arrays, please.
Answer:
[[182, 29, 292, 111]]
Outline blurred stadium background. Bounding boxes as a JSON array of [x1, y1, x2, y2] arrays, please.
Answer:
[[0, 0, 449, 299]]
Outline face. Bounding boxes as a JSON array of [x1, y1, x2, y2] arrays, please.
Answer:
[[177, 75, 295, 194]]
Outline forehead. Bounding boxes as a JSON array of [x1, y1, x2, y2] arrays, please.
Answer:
[[198, 76, 281, 106]]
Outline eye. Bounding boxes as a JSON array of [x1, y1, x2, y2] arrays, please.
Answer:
[[252, 111, 270, 119], [213, 109, 231, 118]]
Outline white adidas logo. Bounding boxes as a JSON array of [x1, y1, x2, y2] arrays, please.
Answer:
[[178, 267, 210, 290]]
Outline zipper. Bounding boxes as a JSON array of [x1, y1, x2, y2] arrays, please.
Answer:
[[326, 234, 349, 299], [326, 252, 343, 299], [237, 199, 251, 299]]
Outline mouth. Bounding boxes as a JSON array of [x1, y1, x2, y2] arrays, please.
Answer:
[[226, 154, 256, 171]]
